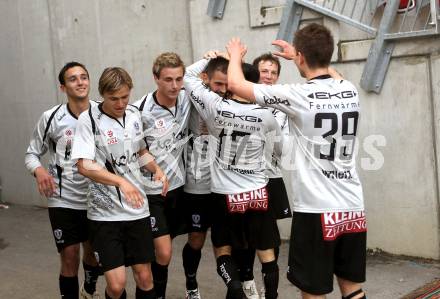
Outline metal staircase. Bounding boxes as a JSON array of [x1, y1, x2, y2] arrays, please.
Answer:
[[277, 0, 439, 93], [207, 0, 439, 93]]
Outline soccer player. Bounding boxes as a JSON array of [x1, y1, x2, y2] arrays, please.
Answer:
[[184, 54, 282, 299], [232, 53, 293, 299], [226, 23, 366, 299], [133, 52, 191, 299], [25, 62, 101, 299], [71, 67, 168, 299], [182, 56, 229, 299]]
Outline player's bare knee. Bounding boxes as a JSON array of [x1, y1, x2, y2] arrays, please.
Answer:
[[302, 292, 326, 299], [60, 245, 80, 273], [133, 268, 153, 289], [214, 245, 231, 258], [106, 283, 125, 298], [188, 232, 206, 250], [257, 248, 275, 263], [156, 247, 172, 264]]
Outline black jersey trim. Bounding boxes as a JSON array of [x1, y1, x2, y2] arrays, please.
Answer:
[[153, 91, 178, 118], [88, 108, 96, 135], [55, 165, 63, 197], [98, 102, 126, 128], [229, 98, 253, 105], [66, 103, 78, 120], [67, 102, 92, 119], [138, 95, 148, 112], [308, 74, 332, 81], [128, 104, 140, 111], [42, 104, 63, 144], [104, 160, 123, 207]]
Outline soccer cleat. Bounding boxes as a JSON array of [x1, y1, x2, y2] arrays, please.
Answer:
[[185, 288, 202, 299], [242, 280, 260, 299], [80, 282, 101, 299]]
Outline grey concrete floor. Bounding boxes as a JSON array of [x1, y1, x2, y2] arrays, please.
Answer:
[[0, 204, 439, 299]]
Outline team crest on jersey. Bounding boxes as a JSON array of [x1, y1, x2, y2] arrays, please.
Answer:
[[134, 121, 140, 130], [155, 119, 165, 129], [106, 130, 118, 145], [53, 229, 63, 240], [65, 129, 73, 136]]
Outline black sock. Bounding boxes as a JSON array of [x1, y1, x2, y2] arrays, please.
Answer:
[[216, 255, 244, 299], [136, 287, 156, 299], [182, 242, 201, 290], [105, 289, 127, 299], [231, 247, 255, 281], [59, 275, 79, 299], [262, 260, 279, 299], [274, 246, 280, 261], [83, 262, 100, 295], [151, 261, 168, 299]]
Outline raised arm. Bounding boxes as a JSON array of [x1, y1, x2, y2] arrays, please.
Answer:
[[226, 37, 256, 102]]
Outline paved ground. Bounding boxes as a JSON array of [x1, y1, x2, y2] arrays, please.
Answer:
[[0, 204, 439, 299]]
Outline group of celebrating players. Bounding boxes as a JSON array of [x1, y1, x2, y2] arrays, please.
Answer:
[[25, 23, 367, 299]]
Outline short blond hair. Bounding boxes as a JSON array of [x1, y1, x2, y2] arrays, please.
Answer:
[[98, 67, 133, 96], [152, 52, 185, 78]]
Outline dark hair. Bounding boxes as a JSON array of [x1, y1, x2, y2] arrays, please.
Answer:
[[203, 57, 229, 78], [294, 23, 334, 68], [252, 53, 281, 75], [98, 67, 133, 96], [242, 63, 260, 84], [58, 62, 89, 85]]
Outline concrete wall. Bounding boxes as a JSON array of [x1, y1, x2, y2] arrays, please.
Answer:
[[0, 0, 193, 206], [1, 0, 439, 259]]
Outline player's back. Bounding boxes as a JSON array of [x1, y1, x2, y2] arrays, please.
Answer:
[[206, 98, 279, 194]]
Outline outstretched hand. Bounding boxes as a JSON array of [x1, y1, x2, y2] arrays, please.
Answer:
[[226, 37, 247, 60], [272, 39, 296, 60]]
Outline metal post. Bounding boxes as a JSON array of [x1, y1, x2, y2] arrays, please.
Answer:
[[360, 0, 400, 93], [207, 0, 227, 19], [276, 0, 303, 43]]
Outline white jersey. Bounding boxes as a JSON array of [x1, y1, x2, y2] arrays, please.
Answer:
[[184, 59, 281, 195], [254, 76, 364, 213], [266, 108, 289, 178], [71, 103, 149, 221], [184, 107, 211, 194], [25, 102, 98, 210], [133, 90, 191, 195]]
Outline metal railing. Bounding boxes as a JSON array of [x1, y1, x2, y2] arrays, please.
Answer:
[[205, 0, 440, 92], [275, 0, 440, 92]]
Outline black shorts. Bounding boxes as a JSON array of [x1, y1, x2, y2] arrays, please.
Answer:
[[287, 212, 367, 295], [48, 207, 89, 253], [148, 186, 187, 239], [267, 177, 292, 219], [210, 192, 280, 250], [184, 192, 213, 232], [88, 217, 155, 273]]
